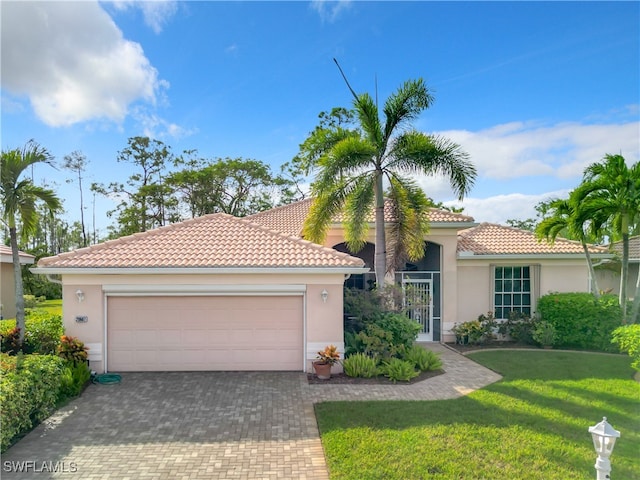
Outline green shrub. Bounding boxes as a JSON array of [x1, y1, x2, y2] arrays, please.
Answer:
[[0, 327, 21, 354], [57, 336, 89, 364], [0, 354, 65, 452], [503, 311, 537, 345], [342, 353, 379, 378], [58, 361, 91, 399], [532, 321, 557, 347], [611, 324, 640, 371], [452, 313, 497, 345], [403, 345, 443, 371], [23, 295, 41, 309], [537, 293, 623, 352], [356, 313, 421, 360], [23, 311, 63, 354], [381, 358, 419, 383]]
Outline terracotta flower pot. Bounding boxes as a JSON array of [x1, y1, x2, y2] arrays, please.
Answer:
[[313, 361, 332, 380]]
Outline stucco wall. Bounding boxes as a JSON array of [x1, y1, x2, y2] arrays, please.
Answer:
[[596, 263, 639, 299], [1, 263, 15, 319], [456, 259, 592, 342], [61, 272, 346, 373]]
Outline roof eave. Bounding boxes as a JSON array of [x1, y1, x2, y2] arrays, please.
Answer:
[[457, 253, 614, 261], [30, 266, 370, 275]]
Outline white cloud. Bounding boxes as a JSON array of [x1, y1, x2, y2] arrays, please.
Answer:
[[436, 119, 640, 180], [310, 0, 352, 23], [109, 0, 178, 34], [445, 190, 570, 225], [132, 107, 197, 140], [1, 1, 166, 127]]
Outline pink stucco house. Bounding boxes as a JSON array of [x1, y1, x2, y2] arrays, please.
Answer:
[[32, 199, 610, 373]]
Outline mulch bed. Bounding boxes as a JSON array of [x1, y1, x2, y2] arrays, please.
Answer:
[[306, 368, 444, 385]]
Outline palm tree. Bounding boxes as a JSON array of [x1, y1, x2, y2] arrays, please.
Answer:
[[535, 195, 602, 299], [301, 76, 476, 286], [1, 140, 61, 344], [572, 154, 640, 322]]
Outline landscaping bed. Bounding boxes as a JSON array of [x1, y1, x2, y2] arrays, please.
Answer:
[[307, 368, 444, 385]]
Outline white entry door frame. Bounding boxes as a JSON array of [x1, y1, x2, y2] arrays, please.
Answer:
[[402, 278, 433, 342]]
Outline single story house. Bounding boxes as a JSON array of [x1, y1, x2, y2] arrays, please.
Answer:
[[32, 198, 611, 373], [1, 244, 35, 319]]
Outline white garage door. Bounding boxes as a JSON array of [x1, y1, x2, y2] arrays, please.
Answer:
[[107, 296, 303, 372]]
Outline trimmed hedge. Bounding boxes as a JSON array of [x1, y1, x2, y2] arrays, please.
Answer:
[[537, 293, 623, 352], [612, 324, 640, 371], [0, 353, 65, 452]]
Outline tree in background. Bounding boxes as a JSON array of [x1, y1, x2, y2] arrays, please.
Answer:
[[62, 151, 89, 247], [572, 154, 640, 323], [1, 140, 61, 343], [299, 72, 476, 286], [93, 137, 178, 237]]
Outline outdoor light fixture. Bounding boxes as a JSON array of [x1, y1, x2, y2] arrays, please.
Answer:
[[589, 417, 620, 480], [75, 289, 85, 303], [321, 289, 329, 303]]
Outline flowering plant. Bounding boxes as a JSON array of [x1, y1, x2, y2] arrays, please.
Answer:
[[316, 344, 340, 365]]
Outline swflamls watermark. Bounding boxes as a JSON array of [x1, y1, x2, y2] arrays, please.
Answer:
[[2, 461, 78, 473]]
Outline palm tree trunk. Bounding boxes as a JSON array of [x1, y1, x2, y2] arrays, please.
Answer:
[[620, 232, 629, 323], [582, 243, 601, 300], [630, 267, 640, 324], [9, 226, 26, 345], [374, 172, 387, 287]]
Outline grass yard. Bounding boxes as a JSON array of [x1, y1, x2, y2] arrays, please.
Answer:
[[36, 299, 62, 316], [315, 350, 639, 480]]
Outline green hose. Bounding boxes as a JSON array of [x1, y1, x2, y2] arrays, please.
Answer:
[[92, 373, 122, 384]]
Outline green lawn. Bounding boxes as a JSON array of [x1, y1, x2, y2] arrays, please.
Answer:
[[315, 351, 639, 480], [35, 299, 62, 316]]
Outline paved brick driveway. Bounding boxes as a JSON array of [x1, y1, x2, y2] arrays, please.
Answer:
[[2, 344, 500, 479]]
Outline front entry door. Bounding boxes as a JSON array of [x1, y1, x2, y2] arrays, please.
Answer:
[[402, 278, 433, 341]]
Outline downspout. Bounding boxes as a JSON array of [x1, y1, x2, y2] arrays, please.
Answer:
[[45, 274, 62, 285]]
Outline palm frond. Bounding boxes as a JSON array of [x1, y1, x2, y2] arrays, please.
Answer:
[[353, 93, 382, 148], [302, 187, 350, 244], [388, 132, 476, 200], [343, 175, 376, 253], [382, 79, 432, 142]]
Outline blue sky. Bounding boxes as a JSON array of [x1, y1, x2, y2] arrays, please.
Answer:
[[2, 1, 639, 236]]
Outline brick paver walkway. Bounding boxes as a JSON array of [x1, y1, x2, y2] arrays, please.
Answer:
[[2, 344, 500, 479]]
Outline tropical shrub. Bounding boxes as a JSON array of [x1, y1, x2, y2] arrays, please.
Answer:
[[532, 321, 557, 347], [0, 353, 65, 452], [381, 358, 419, 383], [502, 311, 537, 345], [58, 361, 92, 399], [0, 327, 21, 354], [316, 344, 340, 365], [611, 324, 640, 371], [342, 353, 379, 378], [57, 336, 89, 365], [403, 345, 442, 371], [452, 313, 497, 345], [356, 313, 421, 360], [537, 293, 622, 352]]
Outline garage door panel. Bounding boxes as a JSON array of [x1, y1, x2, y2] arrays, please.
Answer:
[[108, 296, 303, 371]]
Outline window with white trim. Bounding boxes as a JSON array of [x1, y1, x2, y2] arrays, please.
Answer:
[[494, 266, 531, 318]]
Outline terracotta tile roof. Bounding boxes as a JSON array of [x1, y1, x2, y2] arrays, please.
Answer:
[[610, 236, 640, 261], [457, 223, 610, 256], [37, 213, 365, 269], [0, 244, 35, 263], [247, 198, 475, 238]]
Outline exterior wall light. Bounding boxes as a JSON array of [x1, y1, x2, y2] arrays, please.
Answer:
[[76, 289, 85, 303], [321, 289, 329, 303], [589, 417, 620, 480]]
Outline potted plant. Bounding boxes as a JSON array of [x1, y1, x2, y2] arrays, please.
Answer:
[[313, 344, 340, 379], [532, 321, 557, 349]]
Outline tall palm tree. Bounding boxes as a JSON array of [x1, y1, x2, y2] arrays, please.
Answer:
[[301, 77, 476, 286], [1, 140, 61, 343], [572, 154, 640, 322], [535, 195, 602, 299]]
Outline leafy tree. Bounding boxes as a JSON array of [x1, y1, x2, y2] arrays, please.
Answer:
[[505, 218, 537, 231], [1, 141, 61, 343], [93, 137, 178, 237], [300, 70, 476, 286], [572, 154, 640, 322], [62, 151, 89, 247], [536, 195, 602, 299]]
